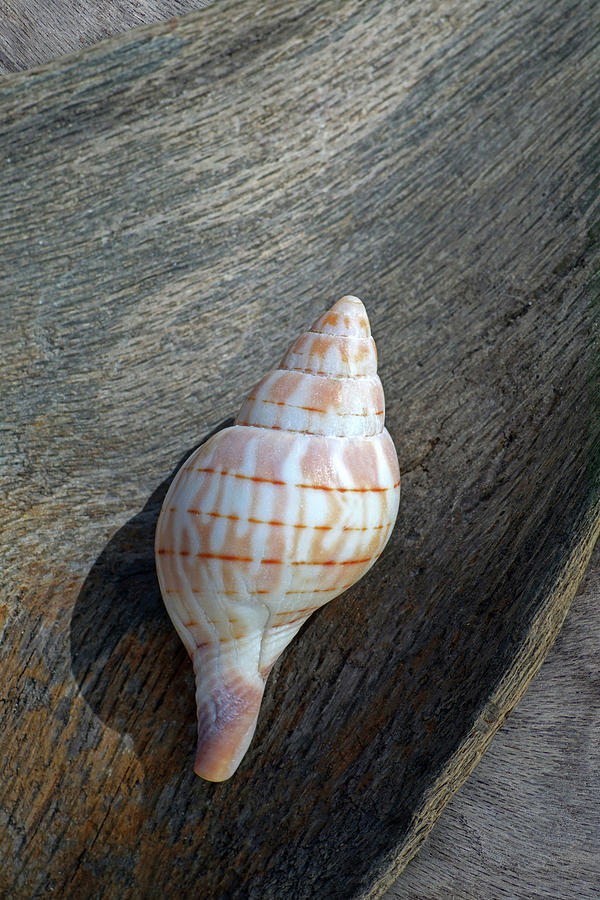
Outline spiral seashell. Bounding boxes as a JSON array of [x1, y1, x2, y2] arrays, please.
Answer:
[[155, 296, 400, 781]]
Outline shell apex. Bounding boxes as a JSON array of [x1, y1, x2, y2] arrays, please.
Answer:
[[310, 295, 371, 339]]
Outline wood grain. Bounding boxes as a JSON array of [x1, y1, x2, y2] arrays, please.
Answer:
[[0, 0, 212, 74], [1, 1, 599, 897], [387, 536, 600, 899]]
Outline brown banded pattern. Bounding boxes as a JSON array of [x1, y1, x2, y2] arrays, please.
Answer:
[[155, 296, 400, 781]]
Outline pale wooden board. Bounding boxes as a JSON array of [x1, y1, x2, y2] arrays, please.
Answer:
[[388, 536, 600, 900], [1, 1, 600, 897]]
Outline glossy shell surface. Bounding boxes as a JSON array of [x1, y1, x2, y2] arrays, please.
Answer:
[[155, 296, 400, 781]]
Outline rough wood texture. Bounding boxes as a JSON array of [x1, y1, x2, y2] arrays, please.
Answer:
[[1, 1, 599, 897], [0, 0, 212, 74], [388, 537, 600, 899]]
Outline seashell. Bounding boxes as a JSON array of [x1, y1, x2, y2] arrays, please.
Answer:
[[155, 296, 400, 781]]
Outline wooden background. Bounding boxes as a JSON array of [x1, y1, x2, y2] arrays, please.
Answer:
[[390, 541, 600, 899], [1, 1, 599, 897]]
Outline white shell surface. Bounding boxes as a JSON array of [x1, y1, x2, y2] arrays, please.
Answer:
[[155, 296, 400, 781]]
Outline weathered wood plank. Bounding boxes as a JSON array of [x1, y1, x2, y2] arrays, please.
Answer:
[[0, 0, 212, 74], [388, 536, 600, 899], [1, 1, 599, 898]]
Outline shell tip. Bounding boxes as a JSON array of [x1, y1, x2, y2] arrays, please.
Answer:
[[310, 295, 371, 338]]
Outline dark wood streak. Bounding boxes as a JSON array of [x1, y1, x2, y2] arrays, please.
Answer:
[[0, 1, 599, 899]]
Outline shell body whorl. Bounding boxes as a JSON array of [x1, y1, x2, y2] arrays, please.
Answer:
[[155, 296, 400, 781]]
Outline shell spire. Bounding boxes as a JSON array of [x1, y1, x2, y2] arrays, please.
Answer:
[[155, 295, 400, 781], [237, 296, 384, 439], [310, 294, 372, 337]]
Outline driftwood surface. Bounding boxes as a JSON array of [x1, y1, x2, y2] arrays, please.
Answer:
[[1, 1, 599, 898], [0, 0, 212, 74], [389, 538, 600, 899]]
